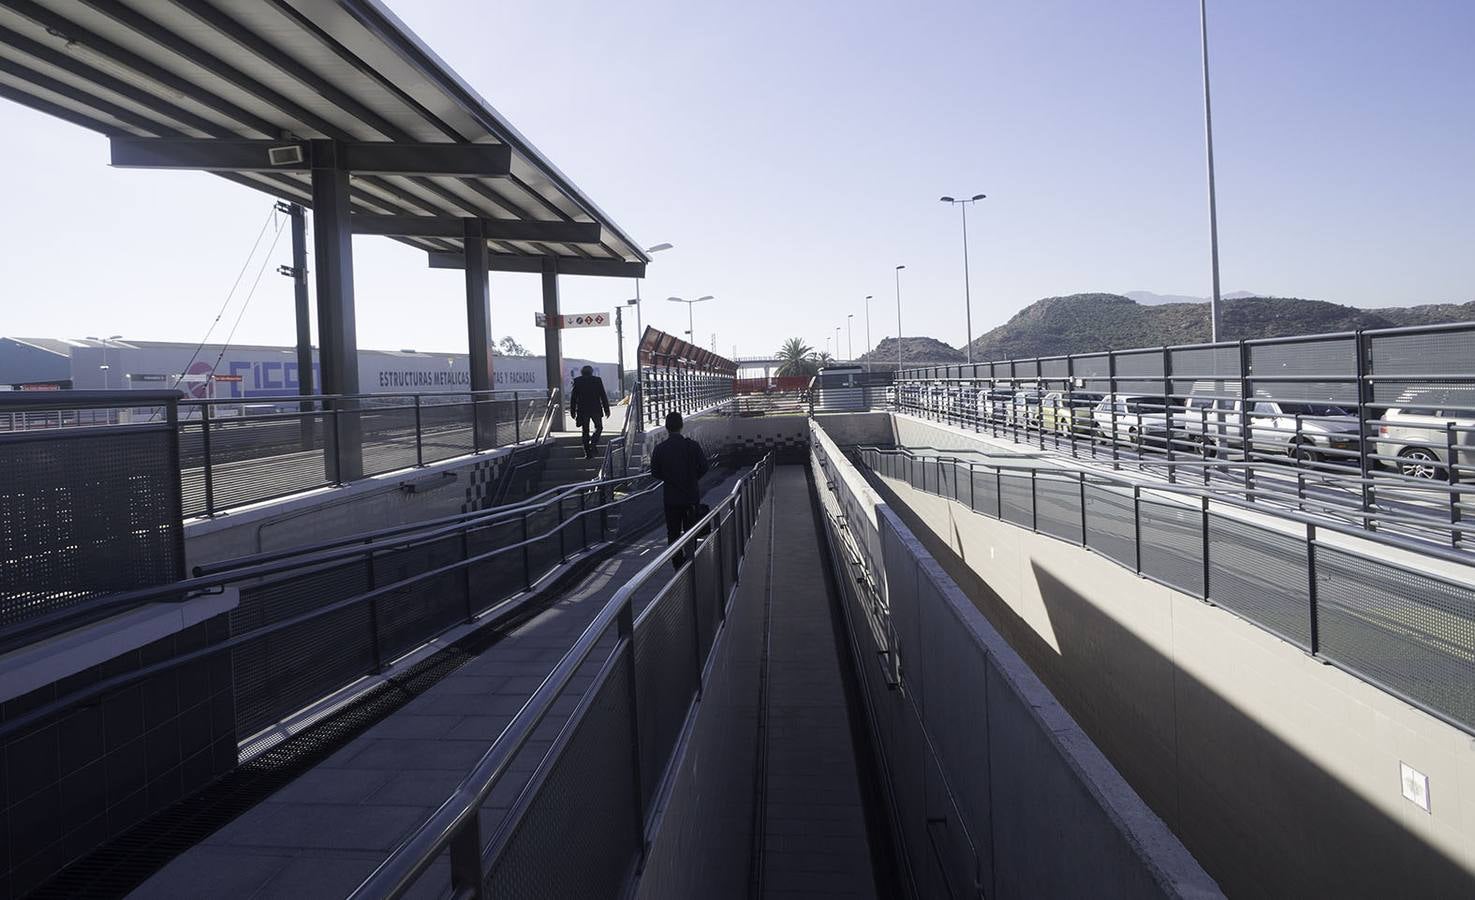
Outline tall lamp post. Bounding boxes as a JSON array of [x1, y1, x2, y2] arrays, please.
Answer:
[[1199, 0, 1222, 341], [628, 242, 673, 421], [834, 326, 841, 361], [894, 265, 906, 374], [667, 295, 714, 341], [847, 314, 854, 361], [863, 295, 874, 371], [939, 194, 986, 363]]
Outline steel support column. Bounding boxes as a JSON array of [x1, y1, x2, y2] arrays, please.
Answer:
[[310, 139, 362, 481], [464, 218, 495, 448], [284, 202, 316, 452], [541, 257, 566, 432]]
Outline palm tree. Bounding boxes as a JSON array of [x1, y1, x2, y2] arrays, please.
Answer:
[[775, 337, 817, 376], [812, 350, 834, 367]]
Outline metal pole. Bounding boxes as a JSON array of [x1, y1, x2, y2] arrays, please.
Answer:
[[864, 295, 873, 372], [615, 306, 626, 399], [961, 201, 974, 363], [895, 266, 905, 373], [1200, 0, 1223, 343], [847, 315, 853, 361]]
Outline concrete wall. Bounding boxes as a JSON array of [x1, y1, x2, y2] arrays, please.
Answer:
[[184, 442, 529, 570], [810, 423, 1220, 899], [874, 468, 1475, 897]]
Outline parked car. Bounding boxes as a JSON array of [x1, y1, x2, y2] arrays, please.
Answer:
[[1177, 398, 1359, 462], [1092, 395, 1170, 446], [975, 388, 1013, 426], [1040, 391, 1099, 437], [1007, 390, 1043, 429], [1376, 403, 1475, 480]]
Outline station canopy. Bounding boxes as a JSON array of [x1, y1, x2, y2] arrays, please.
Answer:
[[0, 0, 647, 273]]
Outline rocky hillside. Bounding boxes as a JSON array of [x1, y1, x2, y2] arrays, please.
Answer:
[[963, 293, 1475, 361], [856, 336, 965, 368]]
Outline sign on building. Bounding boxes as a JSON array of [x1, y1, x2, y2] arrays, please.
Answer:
[[534, 312, 609, 328]]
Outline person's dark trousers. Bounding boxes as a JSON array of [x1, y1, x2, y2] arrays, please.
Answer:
[[665, 503, 698, 570], [580, 416, 603, 458]]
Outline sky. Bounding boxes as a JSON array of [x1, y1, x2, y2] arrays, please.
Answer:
[[1, 0, 1471, 365]]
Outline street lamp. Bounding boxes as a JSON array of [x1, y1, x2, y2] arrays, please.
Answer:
[[667, 295, 714, 343], [895, 266, 906, 373], [863, 295, 874, 372], [629, 242, 672, 421], [834, 326, 841, 361], [939, 194, 986, 363], [1198, 0, 1223, 341], [847, 314, 854, 361]]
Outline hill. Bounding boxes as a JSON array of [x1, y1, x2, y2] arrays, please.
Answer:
[[856, 336, 965, 368], [1125, 290, 1258, 305], [963, 293, 1475, 361]]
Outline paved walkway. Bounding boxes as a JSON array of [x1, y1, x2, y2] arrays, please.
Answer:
[[132, 472, 735, 899], [758, 467, 879, 898]]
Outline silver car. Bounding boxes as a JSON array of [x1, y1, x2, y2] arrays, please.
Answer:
[[1181, 398, 1359, 462]]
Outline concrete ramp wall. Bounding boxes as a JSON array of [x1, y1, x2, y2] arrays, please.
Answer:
[[868, 441, 1475, 897], [810, 422, 1220, 899]]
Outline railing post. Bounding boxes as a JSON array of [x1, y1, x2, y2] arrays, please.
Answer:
[[687, 560, 704, 700], [1201, 495, 1211, 600], [995, 469, 1003, 519], [1293, 412, 1306, 507], [521, 512, 532, 590], [1079, 471, 1088, 546], [1353, 329, 1374, 524], [461, 528, 475, 623], [1306, 522, 1320, 654], [366, 552, 383, 673], [414, 394, 424, 468], [969, 462, 976, 511], [1132, 485, 1143, 574], [617, 603, 649, 867], [471, 394, 482, 454], [1163, 346, 1176, 485], [579, 489, 589, 550], [200, 401, 217, 517], [1030, 469, 1038, 532], [557, 497, 568, 563], [331, 400, 345, 486], [514, 391, 521, 444], [1238, 340, 1254, 500], [1447, 421, 1462, 548], [448, 819, 484, 900]]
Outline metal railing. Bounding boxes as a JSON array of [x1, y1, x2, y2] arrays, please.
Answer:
[[0, 449, 666, 713], [177, 388, 558, 517], [351, 451, 776, 899], [892, 320, 1475, 550], [854, 445, 1475, 738], [638, 367, 734, 426]]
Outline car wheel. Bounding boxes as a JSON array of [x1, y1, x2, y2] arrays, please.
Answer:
[[1289, 441, 1317, 463], [1397, 448, 1444, 480]]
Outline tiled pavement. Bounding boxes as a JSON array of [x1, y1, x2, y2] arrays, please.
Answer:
[[131, 474, 738, 899], [759, 467, 879, 898]]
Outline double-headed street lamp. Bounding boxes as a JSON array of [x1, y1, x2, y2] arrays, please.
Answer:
[[940, 193, 986, 363], [667, 295, 715, 341]]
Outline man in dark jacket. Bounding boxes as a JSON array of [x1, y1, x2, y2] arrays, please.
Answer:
[[649, 411, 709, 570], [568, 365, 611, 459]]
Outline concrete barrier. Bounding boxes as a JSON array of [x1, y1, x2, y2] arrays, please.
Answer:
[[871, 441, 1475, 896], [810, 422, 1221, 898]]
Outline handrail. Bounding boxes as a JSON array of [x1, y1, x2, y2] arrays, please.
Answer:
[[854, 445, 1475, 571], [350, 451, 776, 899]]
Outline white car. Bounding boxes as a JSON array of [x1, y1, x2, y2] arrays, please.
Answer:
[[1376, 404, 1475, 479]]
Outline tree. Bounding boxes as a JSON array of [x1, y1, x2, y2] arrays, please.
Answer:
[[498, 335, 530, 356], [812, 350, 833, 368], [775, 337, 818, 376]]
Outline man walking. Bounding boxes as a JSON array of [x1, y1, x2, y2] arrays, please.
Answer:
[[569, 365, 610, 459], [649, 411, 709, 570]]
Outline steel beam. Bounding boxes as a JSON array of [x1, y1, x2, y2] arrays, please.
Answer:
[[464, 218, 495, 447], [542, 257, 566, 432], [311, 140, 363, 481], [354, 215, 601, 244], [426, 251, 645, 279], [110, 137, 511, 176], [285, 202, 316, 452]]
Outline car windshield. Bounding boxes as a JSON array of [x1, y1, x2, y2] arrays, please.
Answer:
[[1280, 403, 1351, 417]]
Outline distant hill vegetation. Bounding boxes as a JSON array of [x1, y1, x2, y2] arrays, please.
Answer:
[[962, 293, 1475, 361], [857, 336, 965, 367]]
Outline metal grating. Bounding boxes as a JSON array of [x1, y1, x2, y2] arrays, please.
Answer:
[[999, 474, 1033, 528], [971, 468, 998, 517], [1083, 484, 1137, 569], [1206, 515, 1312, 648], [1034, 477, 1084, 544], [634, 575, 698, 811], [1138, 499, 1204, 596], [1315, 547, 1475, 731], [484, 649, 641, 900], [1, 427, 182, 634]]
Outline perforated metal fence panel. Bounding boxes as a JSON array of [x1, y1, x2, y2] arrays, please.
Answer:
[[1084, 484, 1137, 569], [1, 425, 184, 638], [1035, 477, 1085, 544], [484, 651, 640, 900], [1138, 499, 1205, 596], [1314, 547, 1475, 731], [1206, 516, 1312, 648], [999, 474, 1033, 528], [634, 576, 698, 811]]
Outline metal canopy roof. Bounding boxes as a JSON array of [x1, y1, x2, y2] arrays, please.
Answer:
[[0, 0, 647, 266]]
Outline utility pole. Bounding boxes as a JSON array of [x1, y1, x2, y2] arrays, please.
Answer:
[[1200, 0, 1223, 341], [614, 305, 626, 398]]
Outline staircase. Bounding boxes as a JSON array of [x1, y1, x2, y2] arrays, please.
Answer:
[[532, 435, 605, 494]]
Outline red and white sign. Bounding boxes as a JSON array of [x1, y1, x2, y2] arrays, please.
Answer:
[[534, 311, 609, 329], [210, 373, 244, 383]]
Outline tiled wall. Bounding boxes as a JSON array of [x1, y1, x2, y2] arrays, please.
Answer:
[[0, 615, 236, 899]]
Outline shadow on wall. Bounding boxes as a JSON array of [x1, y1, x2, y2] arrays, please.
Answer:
[[873, 476, 1474, 899]]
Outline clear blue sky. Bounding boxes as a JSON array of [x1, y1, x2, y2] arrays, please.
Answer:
[[1, 0, 1470, 363]]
